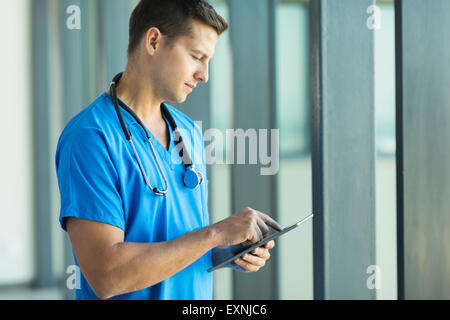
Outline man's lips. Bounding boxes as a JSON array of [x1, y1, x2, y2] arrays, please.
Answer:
[[185, 83, 196, 90]]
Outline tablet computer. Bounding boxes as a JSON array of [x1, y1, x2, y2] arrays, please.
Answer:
[[207, 213, 313, 272]]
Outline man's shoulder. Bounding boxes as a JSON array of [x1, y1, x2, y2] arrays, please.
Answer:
[[60, 92, 116, 137], [56, 93, 117, 153]]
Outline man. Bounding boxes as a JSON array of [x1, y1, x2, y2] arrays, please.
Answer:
[[56, 0, 282, 300]]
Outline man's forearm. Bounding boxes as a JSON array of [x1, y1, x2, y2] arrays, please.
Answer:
[[93, 226, 219, 299]]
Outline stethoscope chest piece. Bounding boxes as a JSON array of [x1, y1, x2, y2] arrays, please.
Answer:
[[183, 166, 204, 189]]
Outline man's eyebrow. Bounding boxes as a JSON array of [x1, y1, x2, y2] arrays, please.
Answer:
[[191, 49, 210, 58]]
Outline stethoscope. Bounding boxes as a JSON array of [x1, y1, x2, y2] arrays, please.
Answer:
[[110, 72, 204, 196]]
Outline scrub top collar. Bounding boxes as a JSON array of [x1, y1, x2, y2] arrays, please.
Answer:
[[104, 92, 176, 158]]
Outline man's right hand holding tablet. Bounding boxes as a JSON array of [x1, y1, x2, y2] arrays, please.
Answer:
[[209, 207, 283, 273]]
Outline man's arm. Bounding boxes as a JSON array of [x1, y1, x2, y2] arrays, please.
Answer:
[[66, 207, 282, 299], [66, 217, 217, 299]]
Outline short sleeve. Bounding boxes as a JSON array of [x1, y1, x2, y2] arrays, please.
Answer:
[[56, 127, 125, 232]]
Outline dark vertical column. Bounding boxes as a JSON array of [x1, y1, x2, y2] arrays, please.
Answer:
[[310, 0, 324, 299], [397, 0, 450, 300], [229, 0, 278, 299], [60, 0, 88, 299], [61, 0, 85, 127], [99, 0, 131, 88], [32, 0, 55, 288], [394, 0, 404, 301], [310, 0, 376, 299], [83, 0, 101, 102]]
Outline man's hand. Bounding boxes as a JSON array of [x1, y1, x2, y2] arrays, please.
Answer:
[[233, 241, 275, 272], [210, 207, 281, 273], [211, 207, 283, 247]]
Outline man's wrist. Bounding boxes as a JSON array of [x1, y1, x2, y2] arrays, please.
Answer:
[[205, 224, 223, 248]]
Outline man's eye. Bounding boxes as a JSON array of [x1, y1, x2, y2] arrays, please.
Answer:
[[192, 55, 201, 61]]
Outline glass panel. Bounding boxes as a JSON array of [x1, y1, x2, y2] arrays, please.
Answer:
[[0, 0, 34, 285], [276, 0, 313, 300], [210, 0, 233, 300], [374, 0, 397, 300]]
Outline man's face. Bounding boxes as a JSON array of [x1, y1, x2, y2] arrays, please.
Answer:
[[152, 20, 218, 103]]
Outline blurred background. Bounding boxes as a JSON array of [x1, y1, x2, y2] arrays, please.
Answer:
[[1, 0, 448, 300]]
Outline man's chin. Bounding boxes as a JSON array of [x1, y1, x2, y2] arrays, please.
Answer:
[[167, 95, 188, 104]]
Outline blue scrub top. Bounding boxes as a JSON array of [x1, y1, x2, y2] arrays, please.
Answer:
[[55, 92, 213, 300]]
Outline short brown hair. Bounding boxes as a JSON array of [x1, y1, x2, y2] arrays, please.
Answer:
[[128, 0, 228, 56]]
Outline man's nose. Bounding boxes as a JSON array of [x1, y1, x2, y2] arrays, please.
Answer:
[[195, 63, 209, 83]]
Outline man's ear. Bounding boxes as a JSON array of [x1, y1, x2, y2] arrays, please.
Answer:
[[144, 27, 163, 55]]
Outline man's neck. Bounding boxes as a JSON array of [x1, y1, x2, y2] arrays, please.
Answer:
[[115, 65, 164, 125]]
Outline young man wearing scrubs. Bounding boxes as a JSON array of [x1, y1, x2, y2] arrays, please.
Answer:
[[56, 0, 282, 300]]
